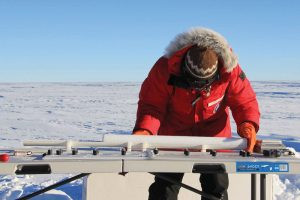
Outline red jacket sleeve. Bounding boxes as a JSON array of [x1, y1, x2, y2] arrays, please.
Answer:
[[133, 57, 173, 135], [226, 65, 260, 132]]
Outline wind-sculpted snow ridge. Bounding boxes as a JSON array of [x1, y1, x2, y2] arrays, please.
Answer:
[[0, 81, 299, 200], [0, 174, 81, 199]]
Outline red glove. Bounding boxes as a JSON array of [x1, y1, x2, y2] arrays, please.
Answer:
[[132, 129, 151, 135], [237, 122, 257, 153]]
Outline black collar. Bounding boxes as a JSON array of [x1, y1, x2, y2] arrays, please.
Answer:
[[167, 74, 190, 89]]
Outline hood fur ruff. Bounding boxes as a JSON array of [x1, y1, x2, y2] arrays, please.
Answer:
[[164, 27, 238, 72]]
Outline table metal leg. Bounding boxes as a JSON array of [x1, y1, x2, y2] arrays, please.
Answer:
[[260, 174, 266, 200], [251, 174, 256, 200]]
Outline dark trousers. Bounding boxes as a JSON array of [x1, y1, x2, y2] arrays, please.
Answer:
[[148, 173, 228, 200]]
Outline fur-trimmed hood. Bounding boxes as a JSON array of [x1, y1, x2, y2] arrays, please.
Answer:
[[164, 27, 238, 72]]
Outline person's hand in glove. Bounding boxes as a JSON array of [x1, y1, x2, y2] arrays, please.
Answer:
[[132, 129, 151, 135], [237, 122, 257, 153]]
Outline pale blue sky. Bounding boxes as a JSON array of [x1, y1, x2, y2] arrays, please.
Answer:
[[0, 0, 299, 82]]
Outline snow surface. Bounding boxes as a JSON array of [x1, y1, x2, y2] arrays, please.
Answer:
[[0, 81, 299, 199]]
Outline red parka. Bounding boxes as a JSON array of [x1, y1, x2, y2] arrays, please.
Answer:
[[134, 28, 260, 138]]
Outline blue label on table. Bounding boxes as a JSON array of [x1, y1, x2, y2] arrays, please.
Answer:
[[236, 162, 289, 173]]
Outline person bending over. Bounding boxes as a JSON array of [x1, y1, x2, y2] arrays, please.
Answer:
[[133, 27, 260, 200]]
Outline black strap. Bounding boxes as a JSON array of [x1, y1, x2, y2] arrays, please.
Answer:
[[17, 173, 90, 200]]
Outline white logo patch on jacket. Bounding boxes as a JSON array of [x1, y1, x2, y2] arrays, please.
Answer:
[[208, 95, 224, 113], [208, 95, 224, 107]]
